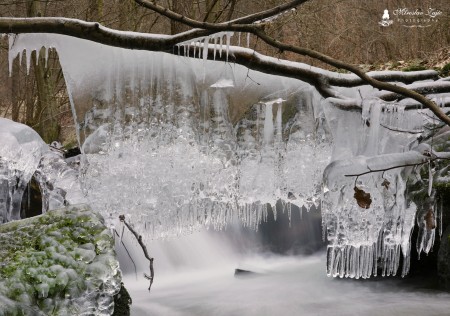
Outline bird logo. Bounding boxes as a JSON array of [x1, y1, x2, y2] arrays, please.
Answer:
[[379, 9, 393, 26]]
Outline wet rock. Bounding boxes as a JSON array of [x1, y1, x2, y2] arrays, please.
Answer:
[[438, 225, 450, 291], [234, 269, 261, 278]]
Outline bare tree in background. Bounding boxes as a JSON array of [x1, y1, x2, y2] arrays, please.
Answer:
[[0, 0, 449, 138]]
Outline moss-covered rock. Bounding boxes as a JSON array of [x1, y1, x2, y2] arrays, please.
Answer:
[[0, 205, 121, 315]]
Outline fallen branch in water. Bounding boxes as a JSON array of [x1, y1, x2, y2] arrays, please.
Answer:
[[119, 214, 154, 292]]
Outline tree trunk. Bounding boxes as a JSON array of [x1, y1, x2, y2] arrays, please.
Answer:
[[27, 0, 59, 142], [33, 49, 59, 143], [168, 0, 189, 35], [11, 58, 20, 122]]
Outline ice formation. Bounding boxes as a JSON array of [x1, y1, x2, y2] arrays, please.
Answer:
[[0, 118, 45, 223], [0, 118, 84, 223], [5, 32, 450, 278], [7, 33, 329, 236]]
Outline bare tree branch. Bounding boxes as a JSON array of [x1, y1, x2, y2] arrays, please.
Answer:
[[133, 0, 450, 126], [119, 214, 154, 292], [134, 0, 308, 28], [1, 0, 449, 126], [344, 156, 450, 178]]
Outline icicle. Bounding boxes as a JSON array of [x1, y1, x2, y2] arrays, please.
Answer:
[[263, 103, 274, 146], [202, 38, 210, 82], [428, 162, 432, 196], [219, 35, 223, 58], [276, 103, 282, 140], [202, 37, 209, 63], [25, 50, 32, 75], [213, 36, 217, 60], [18, 50, 23, 67], [237, 32, 241, 47], [225, 32, 232, 62], [247, 33, 250, 47], [36, 48, 40, 65], [8, 34, 15, 76]]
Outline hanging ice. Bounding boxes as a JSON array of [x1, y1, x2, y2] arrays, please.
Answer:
[[6, 32, 449, 278], [0, 118, 84, 223], [0, 118, 46, 222], [7, 33, 330, 237]]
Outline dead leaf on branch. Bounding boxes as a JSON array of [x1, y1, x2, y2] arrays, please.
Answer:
[[425, 209, 436, 230], [381, 179, 390, 190], [354, 186, 372, 209]]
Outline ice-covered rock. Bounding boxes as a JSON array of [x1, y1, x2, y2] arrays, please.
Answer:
[[0, 118, 46, 223], [0, 205, 121, 315], [0, 118, 84, 223]]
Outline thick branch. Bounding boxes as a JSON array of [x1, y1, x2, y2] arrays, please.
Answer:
[[0, 17, 213, 50], [132, 0, 450, 125], [250, 29, 450, 126], [1, 17, 448, 123], [376, 81, 450, 102], [134, 0, 308, 29]]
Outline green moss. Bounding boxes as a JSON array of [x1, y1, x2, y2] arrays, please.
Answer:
[[0, 205, 121, 315], [441, 63, 450, 77], [402, 64, 428, 72]]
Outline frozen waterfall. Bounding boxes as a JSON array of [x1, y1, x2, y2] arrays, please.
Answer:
[[6, 32, 450, 278]]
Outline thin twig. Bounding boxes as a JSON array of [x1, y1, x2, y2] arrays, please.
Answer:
[[119, 215, 154, 292], [344, 156, 450, 177], [379, 123, 424, 134]]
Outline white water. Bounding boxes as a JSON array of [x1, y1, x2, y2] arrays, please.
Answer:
[[121, 231, 450, 316]]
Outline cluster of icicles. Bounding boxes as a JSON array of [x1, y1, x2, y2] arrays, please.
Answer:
[[4, 31, 449, 279]]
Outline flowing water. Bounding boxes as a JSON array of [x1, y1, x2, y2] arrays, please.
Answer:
[[117, 221, 450, 316]]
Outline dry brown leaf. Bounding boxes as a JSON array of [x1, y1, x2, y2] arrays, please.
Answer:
[[425, 209, 436, 230], [353, 186, 372, 209], [381, 179, 390, 190]]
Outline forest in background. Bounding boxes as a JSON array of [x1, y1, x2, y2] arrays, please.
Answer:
[[0, 0, 448, 144]]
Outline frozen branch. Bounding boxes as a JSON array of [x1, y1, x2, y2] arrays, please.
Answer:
[[343, 152, 450, 178], [133, 0, 450, 126], [134, 0, 308, 29], [1, 1, 449, 125]]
